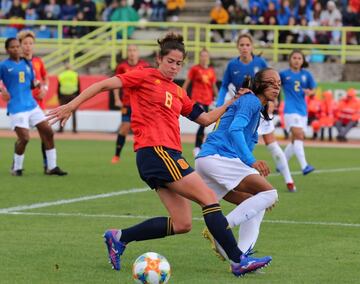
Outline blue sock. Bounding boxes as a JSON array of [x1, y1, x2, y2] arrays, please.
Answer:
[[203, 204, 242, 263], [120, 217, 174, 243]]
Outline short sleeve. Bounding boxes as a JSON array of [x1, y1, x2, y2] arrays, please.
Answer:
[[117, 69, 145, 88], [180, 88, 195, 117]]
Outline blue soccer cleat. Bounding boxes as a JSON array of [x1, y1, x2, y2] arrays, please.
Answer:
[[231, 254, 272, 277], [104, 229, 126, 271], [302, 165, 315, 175]]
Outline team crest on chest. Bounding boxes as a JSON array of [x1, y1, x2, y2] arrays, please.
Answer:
[[155, 79, 161, 84], [301, 75, 307, 83]]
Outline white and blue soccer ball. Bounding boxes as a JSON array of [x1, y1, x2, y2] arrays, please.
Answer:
[[132, 252, 171, 284]]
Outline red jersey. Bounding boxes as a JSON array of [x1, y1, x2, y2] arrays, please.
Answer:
[[31, 57, 47, 110], [117, 68, 194, 152], [187, 64, 216, 106], [115, 59, 149, 106]]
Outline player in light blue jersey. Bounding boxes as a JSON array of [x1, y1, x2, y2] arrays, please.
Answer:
[[280, 50, 316, 175], [0, 38, 67, 176], [196, 68, 279, 271], [216, 34, 267, 107], [216, 33, 296, 192]]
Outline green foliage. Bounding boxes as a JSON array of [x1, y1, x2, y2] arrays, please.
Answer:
[[0, 137, 359, 283]]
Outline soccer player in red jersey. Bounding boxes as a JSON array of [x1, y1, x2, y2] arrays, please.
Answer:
[[182, 48, 218, 157], [111, 44, 150, 164], [47, 33, 270, 277], [17, 30, 50, 173]]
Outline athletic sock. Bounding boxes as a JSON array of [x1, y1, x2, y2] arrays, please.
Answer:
[[115, 134, 126, 157], [238, 210, 265, 253], [119, 217, 174, 243], [202, 204, 242, 263], [293, 140, 308, 170], [41, 142, 47, 169], [13, 153, 24, 170], [226, 190, 278, 228], [284, 143, 294, 161], [267, 142, 293, 183], [45, 148, 57, 170]]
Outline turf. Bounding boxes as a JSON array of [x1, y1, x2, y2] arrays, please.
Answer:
[[0, 136, 359, 283]]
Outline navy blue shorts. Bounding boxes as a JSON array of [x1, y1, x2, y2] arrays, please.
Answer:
[[121, 106, 131, 122], [136, 146, 194, 189]]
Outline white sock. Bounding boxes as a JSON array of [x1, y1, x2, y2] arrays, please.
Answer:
[[13, 153, 24, 170], [267, 142, 293, 184], [226, 190, 278, 228], [238, 210, 265, 253], [293, 140, 308, 170], [284, 143, 294, 161], [46, 148, 57, 170]]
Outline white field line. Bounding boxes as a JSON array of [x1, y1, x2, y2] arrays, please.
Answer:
[[0, 167, 359, 214], [2, 211, 360, 228], [0, 187, 149, 214]]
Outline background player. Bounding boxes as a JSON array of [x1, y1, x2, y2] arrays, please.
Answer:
[[111, 44, 149, 164], [217, 33, 295, 192], [280, 50, 316, 175], [182, 48, 218, 157], [0, 38, 67, 176], [47, 32, 271, 277], [17, 30, 50, 172]]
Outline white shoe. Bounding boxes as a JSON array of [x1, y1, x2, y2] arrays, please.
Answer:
[[193, 147, 200, 157]]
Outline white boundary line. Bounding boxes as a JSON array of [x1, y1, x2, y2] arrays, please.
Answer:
[[0, 187, 149, 214], [2, 211, 360, 228], [0, 167, 359, 214]]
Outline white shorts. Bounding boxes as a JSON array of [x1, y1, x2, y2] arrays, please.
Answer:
[[257, 117, 275, 135], [195, 154, 259, 200], [284, 114, 308, 132], [9, 106, 46, 130]]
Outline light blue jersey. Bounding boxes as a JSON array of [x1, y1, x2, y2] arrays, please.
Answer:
[[0, 58, 37, 115], [216, 56, 267, 106], [198, 93, 262, 166], [280, 68, 316, 116]]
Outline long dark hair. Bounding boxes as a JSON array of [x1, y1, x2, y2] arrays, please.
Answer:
[[242, 68, 275, 121]]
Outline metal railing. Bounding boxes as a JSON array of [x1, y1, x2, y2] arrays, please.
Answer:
[[1, 19, 359, 74]]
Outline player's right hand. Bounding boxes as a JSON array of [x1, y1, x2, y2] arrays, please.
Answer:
[[46, 104, 73, 127], [252, 160, 270, 177], [0, 87, 10, 102]]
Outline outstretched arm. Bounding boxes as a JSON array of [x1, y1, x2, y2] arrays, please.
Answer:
[[47, 76, 122, 126]]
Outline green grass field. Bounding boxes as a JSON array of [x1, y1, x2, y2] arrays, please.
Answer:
[[0, 136, 359, 284]]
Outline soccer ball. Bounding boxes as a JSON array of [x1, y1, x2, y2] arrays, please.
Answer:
[[132, 252, 171, 284]]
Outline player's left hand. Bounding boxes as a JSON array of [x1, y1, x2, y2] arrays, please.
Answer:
[[236, 88, 253, 97]]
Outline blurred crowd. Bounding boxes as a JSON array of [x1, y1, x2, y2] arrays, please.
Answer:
[[0, 0, 187, 38], [277, 88, 360, 142], [210, 0, 360, 44]]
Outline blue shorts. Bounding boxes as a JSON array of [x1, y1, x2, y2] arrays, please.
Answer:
[[121, 106, 131, 122], [136, 146, 194, 189]]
